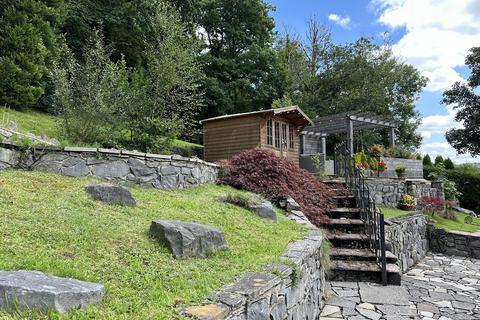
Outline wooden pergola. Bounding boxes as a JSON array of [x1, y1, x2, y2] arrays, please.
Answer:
[[301, 111, 400, 158]]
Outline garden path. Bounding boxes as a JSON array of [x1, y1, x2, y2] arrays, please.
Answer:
[[320, 253, 480, 319]]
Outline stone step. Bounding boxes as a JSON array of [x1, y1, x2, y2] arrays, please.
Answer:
[[330, 248, 397, 263], [326, 208, 362, 219], [329, 260, 401, 285], [323, 218, 364, 233], [327, 233, 371, 249], [333, 195, 356, 208]]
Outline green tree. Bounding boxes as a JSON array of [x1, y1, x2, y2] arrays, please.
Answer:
[[277, 23, 428, 148], [195, 0, 280, 118], [443, 46, 480, 156], [54, 3, 203, 151], [423, 154, 432, 166], [0, 0, 65, 110], [434, 155, 444, 166], [444, 158, 455, 170]]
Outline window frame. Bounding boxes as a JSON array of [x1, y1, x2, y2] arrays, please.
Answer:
[[274, 121, 280, 148], [266, 118, 273, 145], [289, 124, 295, 149]]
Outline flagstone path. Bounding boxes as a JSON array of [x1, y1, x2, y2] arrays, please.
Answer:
[[320, 253, 480, 320]]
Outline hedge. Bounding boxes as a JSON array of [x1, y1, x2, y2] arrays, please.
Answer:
[[446, 168, 480, 213]]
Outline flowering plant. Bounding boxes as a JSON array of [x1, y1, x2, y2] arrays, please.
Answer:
[[355, 162, 366, 174], [377, 161, 387, 172], [401, 194, 415, 206]]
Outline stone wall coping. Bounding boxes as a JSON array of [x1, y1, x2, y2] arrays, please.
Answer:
[[385, 212, 424, 225], [447, 230, 480, 237], [380, 157, 422, 163], [0, 142, 220, 168]]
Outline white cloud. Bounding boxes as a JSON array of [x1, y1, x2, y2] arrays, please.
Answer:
[[371, 0, 480, 92], [371, 0, 480, 163], [328, 13, 352, 29], [418, 105, 460, 139]]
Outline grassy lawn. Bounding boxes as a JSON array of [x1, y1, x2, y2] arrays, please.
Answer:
[[380, 207, 414, 219], [0, 106, 59, 138], [0, 170, 305, 319], [381, 206, 480, 233], [0, 106, 202, 150]]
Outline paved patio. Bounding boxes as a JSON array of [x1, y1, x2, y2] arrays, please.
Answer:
[[320, 253, 480, 320]]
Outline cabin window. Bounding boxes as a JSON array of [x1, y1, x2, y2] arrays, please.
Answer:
[[266, 118, 273, 145], [274, 122, 280, 148], [282, 123, 287, 149], [289, 124, 295, 149]]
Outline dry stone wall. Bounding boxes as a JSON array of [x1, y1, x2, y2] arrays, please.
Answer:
[[184, 202, 327, 320], [0, 143, 218, 189], [365, 178, 444, 208], [385, 213, 429, 273], [428, 226, 480, 259]]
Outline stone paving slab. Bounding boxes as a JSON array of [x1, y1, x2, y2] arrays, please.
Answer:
[[320, 253, 480, 320]]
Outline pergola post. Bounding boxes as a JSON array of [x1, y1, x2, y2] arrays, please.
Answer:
[[321, 134, 327, 165], [389, 127, 396, 148], [347, 118, 354, 157]]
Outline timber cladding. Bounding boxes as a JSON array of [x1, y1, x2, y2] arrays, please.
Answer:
[[203, 113, 301, 165], [203, 114, 262, 162]]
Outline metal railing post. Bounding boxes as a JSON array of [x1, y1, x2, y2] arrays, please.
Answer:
[[379, 214, 387, 286]]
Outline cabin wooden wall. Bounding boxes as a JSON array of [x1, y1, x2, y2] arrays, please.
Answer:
[[203, 115, 261, 162]]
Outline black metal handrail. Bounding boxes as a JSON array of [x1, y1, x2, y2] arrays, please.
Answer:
[[334, 142, 388, 285]]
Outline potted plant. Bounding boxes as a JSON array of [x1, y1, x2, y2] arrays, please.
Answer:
[[400, 194, 416, 211], [377, 160, 387, 176], [395, 164, 406, 178]]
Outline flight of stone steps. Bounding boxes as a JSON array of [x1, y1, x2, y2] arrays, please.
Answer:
[[323, 180, 401, 285]]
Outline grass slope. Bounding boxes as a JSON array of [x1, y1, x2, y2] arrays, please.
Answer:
[[0, 170, 305, 319], [0, 106, 58, 138], [0, 106, 202, 149], [381, 206, 480, 232]]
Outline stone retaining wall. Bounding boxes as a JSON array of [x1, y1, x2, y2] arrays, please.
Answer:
[[385, 213, 429, 273], [184, 206, 327, 320], [366, 178, 444, 208], [427, 226, 480, 259], [0, 143, 218, 189], [379, 157, 423, 178]]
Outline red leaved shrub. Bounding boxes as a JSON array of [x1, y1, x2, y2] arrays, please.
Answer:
[[218, 148, 335, 226], [418, 196, 447, 214]]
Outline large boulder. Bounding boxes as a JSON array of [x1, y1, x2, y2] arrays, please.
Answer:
[[0, 270, 104, 314], [85, 184, 136, 207], [250, 202, 278, 223], [150, 220, 227, 258]]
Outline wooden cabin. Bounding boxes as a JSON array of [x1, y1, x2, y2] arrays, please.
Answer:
[[200, 106, 313, 165]]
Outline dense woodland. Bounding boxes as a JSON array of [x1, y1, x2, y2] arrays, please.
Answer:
[[0, 0, 429, 150]]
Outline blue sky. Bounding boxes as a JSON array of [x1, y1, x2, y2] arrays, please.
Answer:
[[267, 0, 480, 163]]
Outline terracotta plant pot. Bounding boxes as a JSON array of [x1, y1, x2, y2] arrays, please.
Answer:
[[400, 204, 416, 211]]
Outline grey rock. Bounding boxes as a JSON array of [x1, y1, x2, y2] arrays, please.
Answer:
[[160, 175, 178, 189], [7, 121, 17, 131], [85, 184, 136, 207], [0, 270, 104, 314], [286, 197, 301, 211], [0, 147, 19, 166], [128, 158, 156, 177], [250, 201, 278, 222], [150, 220, 227, 258], [62, 158, 90, 177], [91, 161, 130, 178]]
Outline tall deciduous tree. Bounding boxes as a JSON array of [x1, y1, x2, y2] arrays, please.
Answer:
[[276, 21, 427, 149], [195, 0, 280, 118], [0, 0, 65, 110], [443, 47, 480, 156]]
